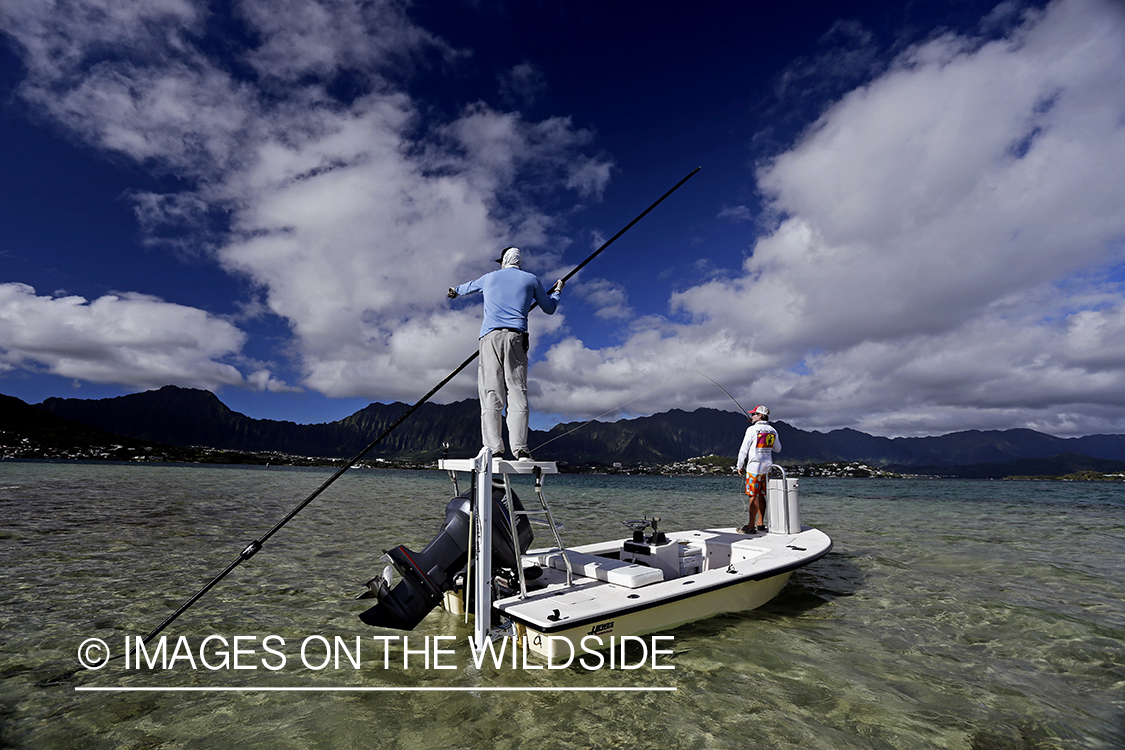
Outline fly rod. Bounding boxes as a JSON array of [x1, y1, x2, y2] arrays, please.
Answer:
[[695, 370, 751, 420], [130, 166, 701, 649]]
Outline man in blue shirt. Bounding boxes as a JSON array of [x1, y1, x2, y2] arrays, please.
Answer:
[[448, 247, 563, 460]]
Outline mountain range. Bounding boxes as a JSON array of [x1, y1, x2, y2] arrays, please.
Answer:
[[19, 385, 1125, 476]]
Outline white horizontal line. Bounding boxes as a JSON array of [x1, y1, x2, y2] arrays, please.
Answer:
[[75, 686, 676, 693]]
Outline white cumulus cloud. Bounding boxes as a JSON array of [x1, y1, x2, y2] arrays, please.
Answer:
[[536, 0, 1125, 436], [0, 0, 611, 401], [3, 0, 1123, 437], [0, 283, 247, 389]]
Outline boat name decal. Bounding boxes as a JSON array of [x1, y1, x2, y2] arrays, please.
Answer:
[[587, 621, 615, 636]]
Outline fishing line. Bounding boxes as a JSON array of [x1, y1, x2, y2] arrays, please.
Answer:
[[534, 370, 749, 454], [693, 371, 761, 514], [694, 370, 751, 420], [530, 380, 673, 454]]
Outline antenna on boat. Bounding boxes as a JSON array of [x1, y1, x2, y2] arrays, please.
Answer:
[[125, 167, 703, 651]]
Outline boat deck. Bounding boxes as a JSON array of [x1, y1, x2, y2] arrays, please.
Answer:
[[493, 526, 832, 634]]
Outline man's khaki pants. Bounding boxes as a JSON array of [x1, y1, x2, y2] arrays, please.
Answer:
[[478, 329, 529, 457]]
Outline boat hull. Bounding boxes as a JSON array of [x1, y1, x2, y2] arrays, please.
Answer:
[[483, 526, 832, 660], [510, 570, 793, 660]]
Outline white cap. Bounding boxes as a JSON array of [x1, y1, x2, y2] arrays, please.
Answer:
[[750, 404, 769, 418], [495, 247, 522, 268]]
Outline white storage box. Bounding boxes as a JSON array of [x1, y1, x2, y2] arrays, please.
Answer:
[[767, 477, 801, 534]]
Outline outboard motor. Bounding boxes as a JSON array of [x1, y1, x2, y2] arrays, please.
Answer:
[[358, 485, 533, 630]]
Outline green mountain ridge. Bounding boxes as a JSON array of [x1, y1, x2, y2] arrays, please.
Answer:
[[8, 385, 1125, 477]]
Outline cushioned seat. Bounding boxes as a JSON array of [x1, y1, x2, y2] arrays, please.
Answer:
[[538, 550, 664, 588]]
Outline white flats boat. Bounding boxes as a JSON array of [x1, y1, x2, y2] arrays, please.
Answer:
[[487, 524, 832, 660], [358, 452, 832, 659]]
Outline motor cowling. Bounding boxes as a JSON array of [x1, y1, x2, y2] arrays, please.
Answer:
[[358, 485, 532, 630]]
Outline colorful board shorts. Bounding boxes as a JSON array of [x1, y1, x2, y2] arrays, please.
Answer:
[[744, 471, 767, 500]]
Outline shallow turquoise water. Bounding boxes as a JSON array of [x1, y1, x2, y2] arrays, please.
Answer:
[[1, 462, 1122, 749]]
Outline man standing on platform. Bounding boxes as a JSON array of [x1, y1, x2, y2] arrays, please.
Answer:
[[736, 404, 781, 533], [447, 247, 563, 461]]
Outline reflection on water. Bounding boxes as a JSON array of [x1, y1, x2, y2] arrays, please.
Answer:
[[1, 463, 1123, 749]]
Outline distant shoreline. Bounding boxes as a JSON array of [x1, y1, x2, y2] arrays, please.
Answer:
[[2, 455, 1122, 482]]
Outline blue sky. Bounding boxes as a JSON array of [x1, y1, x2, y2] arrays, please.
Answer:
[[2, 0, 1124, 438]]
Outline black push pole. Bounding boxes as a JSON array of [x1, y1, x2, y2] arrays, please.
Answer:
[[559, 167, 700, 284], [132, 166, 701, 647]]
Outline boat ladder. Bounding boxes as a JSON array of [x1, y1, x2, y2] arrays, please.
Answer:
[[440, 452, 575, 648], [498, 464, 574, 598]]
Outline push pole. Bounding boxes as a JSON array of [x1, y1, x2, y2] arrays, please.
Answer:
[[129, 167, 702, 649], [472, 447, 493, 651], [558, 166, 700, 285]]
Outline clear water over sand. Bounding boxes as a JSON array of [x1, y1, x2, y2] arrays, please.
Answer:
[[2, 462, 1122, 749]]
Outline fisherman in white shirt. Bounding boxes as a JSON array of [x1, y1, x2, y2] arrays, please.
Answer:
[[736, 405, 781, 533]]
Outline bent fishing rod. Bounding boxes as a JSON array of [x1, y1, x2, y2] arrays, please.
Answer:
[[130, 166, 701, 649], [695, 370, 751, 420]]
